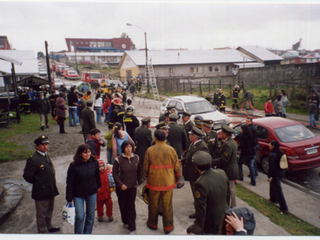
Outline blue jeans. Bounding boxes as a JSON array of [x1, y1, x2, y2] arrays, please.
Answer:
[[104, 112, 110, 123], [254, 144, 259, 175], [282, 107, 286, 116], [95, 108, 102, 124], [69, 108, 77, 126], [246, 158, 256, 186], [310, 113, 316, 126], [107, 148, 114, 164], [73, 193, 97, 234]]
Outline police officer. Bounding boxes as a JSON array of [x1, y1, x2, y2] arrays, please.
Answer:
[[218, 89, 226, 113], [154, 121, 170, 145], [182, 126, 209, 219], [181, 111, 194, 147], [212, 124, 242, 208], [193, 151, 230, 234], [23, 135, 60, 233], [194, 115, 204, 130], [232, 84, 240, 110], [202, 119, 219, 158], [167, 113, 188, 162], [135, 116, 153, 180]]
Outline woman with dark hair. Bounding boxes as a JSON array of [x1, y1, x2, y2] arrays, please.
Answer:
[[94, 92, 103, 124], [237, 125, 255, 185], [112, 122, 135, 159], [280, 89, 289, 118], [274, 95, 283, 117], [55, 92, 68, 133], [113, 140, 141, 234], [103, 93, 112, 124], [267, 140, 288, 213], [66, 144, 101, 234]]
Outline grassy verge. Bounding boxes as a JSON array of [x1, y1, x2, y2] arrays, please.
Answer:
[[235, 184, 320, 235], [0, 113, 55, 162]]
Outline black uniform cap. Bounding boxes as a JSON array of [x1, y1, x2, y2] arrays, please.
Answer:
[[34, 135, 49, 145]]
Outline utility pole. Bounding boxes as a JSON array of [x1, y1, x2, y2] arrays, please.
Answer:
[[45, 41, 52, 90]]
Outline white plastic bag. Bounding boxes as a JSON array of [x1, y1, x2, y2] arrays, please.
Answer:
[[62, 203, 68, 220], [67, 202, 76, 225]]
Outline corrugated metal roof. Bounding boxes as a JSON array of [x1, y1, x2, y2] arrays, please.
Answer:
[[0, 50, 38, 75], [237, 45, 283, 61], [65, 52, 123, 57], [124, 49, 256, 66]]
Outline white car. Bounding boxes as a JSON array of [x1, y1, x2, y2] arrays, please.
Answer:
[[39, 68, 47, 76], [161, 95, 230, 130], [54, 78, 64, 89]]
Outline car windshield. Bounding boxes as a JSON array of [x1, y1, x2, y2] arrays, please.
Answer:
[[274, 124, 314, 143], [185, 101, 216, 114], [91, 73, 101, 79], [69, 71, 77, 74]]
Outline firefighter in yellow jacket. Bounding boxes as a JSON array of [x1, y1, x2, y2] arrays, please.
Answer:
[[144, 130, 181, 234]]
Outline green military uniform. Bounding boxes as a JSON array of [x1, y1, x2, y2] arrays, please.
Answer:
[[212, 125, 241, 208], [167, 113, 188, 158], [182, 127, 208, 183], [23, 135, 59, 233], [193, 151, 230, 234], [202, 120, 219, 158], [135, 117, 152, 180]]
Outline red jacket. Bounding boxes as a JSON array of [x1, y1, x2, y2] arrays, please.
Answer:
[[97, 170, 111, 201], [264, 102, 274, 114], [103, 99, 111, 114]]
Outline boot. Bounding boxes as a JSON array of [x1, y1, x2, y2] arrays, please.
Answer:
[[283, 114, 286, 118], [232, 104, 235, 110]]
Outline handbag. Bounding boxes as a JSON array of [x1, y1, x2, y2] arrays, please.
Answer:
[[280, 154, 288, 169]]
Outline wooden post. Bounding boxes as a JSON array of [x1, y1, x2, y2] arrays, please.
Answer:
[[183, 81, 185, 95], [287, 82, 290, 101], [291, 79, 295, 100], [200, 82, 202, 95], [274, 81, 277, 99], [165, 79, 167, 93], [190, 79, 192, 94], [229, 83, 232, 99]]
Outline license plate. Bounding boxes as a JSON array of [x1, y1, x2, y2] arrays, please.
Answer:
[[307, 148, 317, 155]]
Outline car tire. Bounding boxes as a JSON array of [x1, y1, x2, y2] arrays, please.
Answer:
[[261, 156, 269, 174]]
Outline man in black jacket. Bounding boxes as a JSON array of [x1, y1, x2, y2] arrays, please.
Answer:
[[67, 87, 78, 127], [23, 135, 60, 233], [35, 91, 51, 130], [135, 116, 152, 180], [246, 117, 259, 176]]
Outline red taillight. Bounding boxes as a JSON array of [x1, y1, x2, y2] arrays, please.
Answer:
[[285, 149, 298, 159]]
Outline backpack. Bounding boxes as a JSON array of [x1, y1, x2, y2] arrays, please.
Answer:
[[280, 154, 288, 169]]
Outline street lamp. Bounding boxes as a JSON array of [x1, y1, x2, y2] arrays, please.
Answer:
[[126, 23, 149, 93]]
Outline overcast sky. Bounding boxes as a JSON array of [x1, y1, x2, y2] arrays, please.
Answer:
[[1, 0, 320, 55]]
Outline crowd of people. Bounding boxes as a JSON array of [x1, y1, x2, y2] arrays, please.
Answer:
[[21, 81, 318, 235]]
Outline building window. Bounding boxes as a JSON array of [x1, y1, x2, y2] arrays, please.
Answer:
[[301, 59, 305, 63], [106, 42, 112, 48], [98, 42, 105, 47], [169, 67, 174, 74], [190, 67, 194, 73], [209, 66, 213, 72], [76, 42, 79, 44], [90, 42, 97, 47], [196, 66, 203, 73], [215, 67, 219, 72], [85, 42, 88, 44], [81, 42, 83, 44], [226, 66, 230, 72], [291, 60, 295, 63]]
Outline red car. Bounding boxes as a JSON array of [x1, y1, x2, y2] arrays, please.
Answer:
[[232, 117, 320, 173], [65, 70, 79, 80]]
